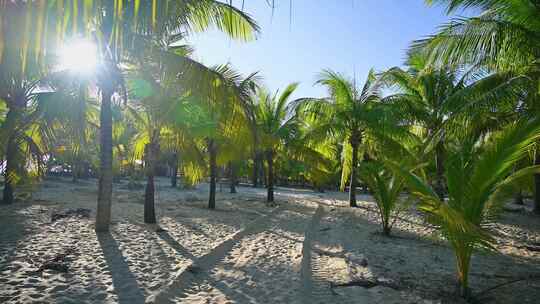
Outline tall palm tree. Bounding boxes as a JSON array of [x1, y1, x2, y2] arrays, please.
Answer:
[[418, 0, 540, 212], [42, 73, 100, 182], [173, 64, 255, 209], [0, 2, 59, 205], [126, 41, 202, 223], [236, 81, 261, 188], [254, 83, 300, 203], [205, 65, 256, 209], [1, 1, 260, 229], [298, 70, 393, 207], [390, 117, 540, 298], [381, 56, 526, 198]]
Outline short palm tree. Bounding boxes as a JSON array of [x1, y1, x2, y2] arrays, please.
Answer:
[[390, 117, 540, 298], [417, 0, 540, 212], [254, 83, 300, 203], [381, 56, 526, 199], [360, 156, 418, 236]]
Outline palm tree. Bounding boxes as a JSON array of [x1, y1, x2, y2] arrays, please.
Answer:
[[359, 162, 407, 236], [174, 64, 255, 209], [124, 100, 164, 224], [43, 73, 100, 182], [381, 56, 526, 199], [390, 117, 540, 298], [0, 2, 59, 204], [298, 70, 392, 207], [99, 0, 258, 230], [126, 41, 203, 223], [1, 1, 259, 229], [418, 0, 540, 212], [243, 93, 263, 189], [253, 83, 300, 203], [0, 87, 53, 205]]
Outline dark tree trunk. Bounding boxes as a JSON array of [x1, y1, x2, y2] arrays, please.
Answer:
[[95, 88, 113, 232], [171, 152, 178, 188], [82, 162, 90, 179], [266, 150, 274, 203], [252, 151, 259, 187], [514, 190, 524, 205], [349, 138, 359, 208], [144, 140, 159, 224], [2, 137, 16, 205], [534, 149, 540, 215], [144, 174, 156, 223], [435, 141, 445, 200], [260, 156, 267, 187], [208, 139, 217, 209], [72, 159, 79, 182], [229, 161, 237, 194], [2, 102, 23, 205]]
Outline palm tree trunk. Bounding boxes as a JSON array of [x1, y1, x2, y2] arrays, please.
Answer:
[[95, 88, 113, 232], [252, 151, 259, 187], [72, 157, 80, 182], [514, 190, 524, 205], [349, 140, 359, 208], [267, 150, 274, 203], [456, 250, 472, 299], [144, 174, 156, 223], [144, 140, 158, 224], [435, 142, 445, 200], [2, 103, 22, 205], [229, 161, 237, 194], [72, 163, 78, 182], [208, 139, 217, 209], [534, 149, 540, 214], [260, 157, 267, 187], [171, 152, 178, 188], [2, 137, 16, 205]]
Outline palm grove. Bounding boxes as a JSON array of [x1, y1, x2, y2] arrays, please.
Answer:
[[1, 0, 539, 299]]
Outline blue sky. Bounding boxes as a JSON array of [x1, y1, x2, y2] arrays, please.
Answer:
[[188, 0, 459, 99]]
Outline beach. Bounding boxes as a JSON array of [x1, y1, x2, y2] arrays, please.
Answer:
[[1, 177, 540, 303]]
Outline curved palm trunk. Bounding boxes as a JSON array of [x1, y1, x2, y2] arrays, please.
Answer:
[[95, 88, 113, 232], [349, 140, 359, 208], [171, 152, 178, 188], [144, 139, 159, 224], [266, 150, 274, 203], [208, 139, 217, 209], [229, 161, 237, 194]]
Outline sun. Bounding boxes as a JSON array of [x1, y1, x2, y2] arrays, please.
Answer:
[[59, 38, 99, 74]]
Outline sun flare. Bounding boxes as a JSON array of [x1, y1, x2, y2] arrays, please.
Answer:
[[59, 38, 99, 74]]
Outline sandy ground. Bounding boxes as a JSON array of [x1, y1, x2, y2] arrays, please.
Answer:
[[1, 176, 540, 303]]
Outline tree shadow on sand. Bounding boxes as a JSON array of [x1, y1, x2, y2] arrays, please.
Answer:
[[156, 230, 198, 261], [97, 232, 146, 304]]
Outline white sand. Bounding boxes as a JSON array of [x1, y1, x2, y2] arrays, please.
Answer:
[[1, 177, 540, 303]]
